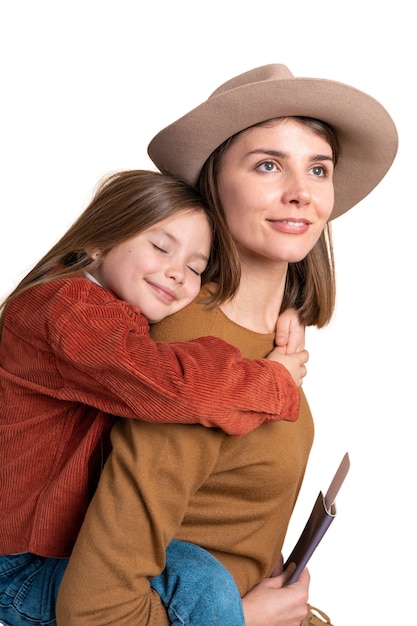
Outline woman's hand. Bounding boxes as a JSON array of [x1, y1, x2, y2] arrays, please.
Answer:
[[242, 567, 310, 626], [275, 309, 305, 354]]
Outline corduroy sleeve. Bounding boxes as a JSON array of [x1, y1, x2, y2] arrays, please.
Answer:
[[9, 278, 300, 436]]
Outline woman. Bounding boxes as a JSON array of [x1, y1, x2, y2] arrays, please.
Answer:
[[56, 64, 398, 625]]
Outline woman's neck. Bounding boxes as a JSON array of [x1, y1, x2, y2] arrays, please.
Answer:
[[219, 262, 287, 334]]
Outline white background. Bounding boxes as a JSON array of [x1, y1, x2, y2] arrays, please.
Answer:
[[1, 2, 415, 623]]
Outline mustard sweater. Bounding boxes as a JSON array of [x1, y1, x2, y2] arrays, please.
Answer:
[[56, 297, 313, 625]]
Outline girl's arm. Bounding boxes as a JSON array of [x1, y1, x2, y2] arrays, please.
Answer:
[[51, 300, 300, 435]]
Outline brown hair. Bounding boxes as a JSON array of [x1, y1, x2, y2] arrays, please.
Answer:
[[198, 116, 338, 328], [0, 170, 241, 335]]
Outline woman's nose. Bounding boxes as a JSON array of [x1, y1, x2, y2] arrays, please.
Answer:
[[281, 172, 311, 206]]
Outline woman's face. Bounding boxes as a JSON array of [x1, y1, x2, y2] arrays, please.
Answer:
[[217, 118, 335, 266]]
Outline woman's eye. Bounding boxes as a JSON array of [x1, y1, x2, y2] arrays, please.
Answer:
[[311, 165, 326, 177], [257, 161, 276, 172]]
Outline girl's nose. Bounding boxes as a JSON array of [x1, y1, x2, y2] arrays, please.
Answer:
[[166, 264, 185, 284]]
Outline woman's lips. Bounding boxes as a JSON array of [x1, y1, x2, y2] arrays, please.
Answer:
[[267, 218, 311, 235]]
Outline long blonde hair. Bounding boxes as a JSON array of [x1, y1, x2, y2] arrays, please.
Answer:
[[0, 170, 241, 335], [199, 116, 338, 328]]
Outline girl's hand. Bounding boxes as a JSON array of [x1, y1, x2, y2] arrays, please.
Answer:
[[267, 347, 308, 388], [275, 309, 305, 354]]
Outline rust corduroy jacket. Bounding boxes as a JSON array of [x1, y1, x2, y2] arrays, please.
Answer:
[[0, 277, 299, 557]]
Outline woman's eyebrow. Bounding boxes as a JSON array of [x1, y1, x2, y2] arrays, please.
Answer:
[[311, 154, 334, 163], [247, 149, 334, 163]]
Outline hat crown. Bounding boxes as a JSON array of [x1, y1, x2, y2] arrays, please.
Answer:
[[209, 64, 295, 99], [148, 63, 398, 219]]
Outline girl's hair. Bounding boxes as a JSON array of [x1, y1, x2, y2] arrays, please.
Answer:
[[199, 116, 339, 328], [0, 170, 241, 334]]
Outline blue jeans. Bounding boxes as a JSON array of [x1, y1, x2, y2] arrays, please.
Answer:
[[0, 541, 244, 625], [151, 540, 245, 625], [0, 553, 67, 626]]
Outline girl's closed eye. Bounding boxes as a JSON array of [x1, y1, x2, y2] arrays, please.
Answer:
[[187, 263, 205, 277], [151, 242, 169, 254]]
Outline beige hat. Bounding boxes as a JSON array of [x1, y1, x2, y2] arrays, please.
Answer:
[[148, 64, 398, 220]]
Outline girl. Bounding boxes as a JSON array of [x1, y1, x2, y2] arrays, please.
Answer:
[[0, 169, 307, 626]]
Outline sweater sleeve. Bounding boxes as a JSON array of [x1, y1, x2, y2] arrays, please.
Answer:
[[56, 419, 222, 625], [20, 280, 300, 436]]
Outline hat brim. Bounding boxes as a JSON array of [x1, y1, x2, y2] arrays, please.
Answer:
[[148, 76, 398, 220]]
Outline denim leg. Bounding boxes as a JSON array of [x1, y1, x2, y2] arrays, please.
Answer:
[[150, 540, 245, 626], [0, 553, 68, 626]]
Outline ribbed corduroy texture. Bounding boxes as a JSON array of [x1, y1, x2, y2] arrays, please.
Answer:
[[0, 276, 299, 557]]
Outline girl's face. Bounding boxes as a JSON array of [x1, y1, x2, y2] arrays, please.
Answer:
[[217, 118, 335, 266], [90, 209, 211, 323]]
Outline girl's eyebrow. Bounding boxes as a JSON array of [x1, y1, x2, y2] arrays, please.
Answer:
[[153, 228, 209, 263], [247, 149, 334, 163]]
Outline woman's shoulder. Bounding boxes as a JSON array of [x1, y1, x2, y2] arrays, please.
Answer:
[[150, 286, 275, 359], [151, 290, 220, 343]]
